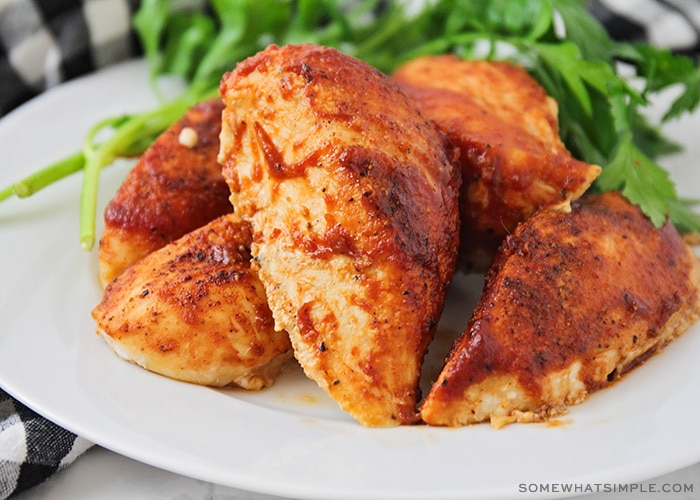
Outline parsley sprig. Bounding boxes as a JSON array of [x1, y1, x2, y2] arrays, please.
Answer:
[[2, 0, 699, 249]]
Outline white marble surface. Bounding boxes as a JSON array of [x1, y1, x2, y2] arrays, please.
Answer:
[[14, 446, 700, 500]]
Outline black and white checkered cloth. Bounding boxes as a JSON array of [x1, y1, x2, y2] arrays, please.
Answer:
[[0, 0, 699, 498], [0, 391, 92, 499], [0, 0, 141, 116], [592, 0, 700, 57]]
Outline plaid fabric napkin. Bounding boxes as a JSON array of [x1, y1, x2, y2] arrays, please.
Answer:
[[0, 0, 698, 498], [591, 0, 700, 57], [0, 390, 92, 499], [0, 0, 141, 117]]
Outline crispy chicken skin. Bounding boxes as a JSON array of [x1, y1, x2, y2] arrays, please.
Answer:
[[392, 56, 601, 271], [421, 192, 700, 427], [218, 44, 461, 426], [92, 214, 292, 389], [98, 99, 232, 287]]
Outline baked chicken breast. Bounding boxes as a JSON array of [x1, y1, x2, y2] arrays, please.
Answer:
[[98, 99, 232, 286], [420, 191, 700, 427], [392, 56, 601, 271], [92, 214, 292, 389], [218, 44, 461, 426]]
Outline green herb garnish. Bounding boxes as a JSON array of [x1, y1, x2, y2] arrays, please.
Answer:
[[2, 0, 699, 250]]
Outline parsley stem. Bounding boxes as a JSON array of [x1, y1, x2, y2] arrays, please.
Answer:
[[16, 152, 85, 198], [0, 185, 13, 202], [78, 93, 204, 251], [0, 151, 85, 202]]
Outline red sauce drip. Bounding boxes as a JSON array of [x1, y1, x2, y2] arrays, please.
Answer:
[[253, 122, 326, 179]]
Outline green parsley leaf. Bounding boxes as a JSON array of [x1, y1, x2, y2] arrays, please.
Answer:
[[594, 134, 677, 228]]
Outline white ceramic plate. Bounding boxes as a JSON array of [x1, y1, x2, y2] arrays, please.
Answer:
[[1, 60, 699, 500]]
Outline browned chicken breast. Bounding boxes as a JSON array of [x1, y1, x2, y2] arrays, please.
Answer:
[[98, 99, 232, 287], [218, 44, 461, 426], [92, 214, 292, 389], [420, 191, 700, 427], [392, 56, 601, 271]]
